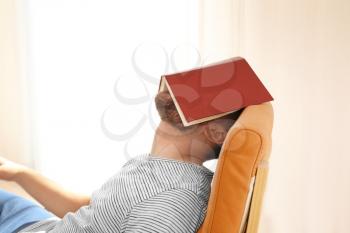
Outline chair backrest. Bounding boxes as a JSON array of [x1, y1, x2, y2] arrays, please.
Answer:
[[197, 102, 274, 233]]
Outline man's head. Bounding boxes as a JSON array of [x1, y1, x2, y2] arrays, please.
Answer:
[[153, 90, 243, 161]]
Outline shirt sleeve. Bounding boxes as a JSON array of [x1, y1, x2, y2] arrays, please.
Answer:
[[122, 188, 205, 233]]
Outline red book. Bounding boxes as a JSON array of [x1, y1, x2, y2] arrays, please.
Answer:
[[158, 57, 273, 126]]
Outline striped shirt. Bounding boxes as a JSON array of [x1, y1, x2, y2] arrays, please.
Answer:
[[19, 153, 214, 233]]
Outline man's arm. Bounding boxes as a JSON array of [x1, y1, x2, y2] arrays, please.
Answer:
[[0, 156, 90, 218]]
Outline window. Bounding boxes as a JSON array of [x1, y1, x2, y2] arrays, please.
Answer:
[[24, 0, 199, 193]]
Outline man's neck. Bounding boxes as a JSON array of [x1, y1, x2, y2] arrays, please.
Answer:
[[150, 123, 212, 166], [150, 143, 204, 165]]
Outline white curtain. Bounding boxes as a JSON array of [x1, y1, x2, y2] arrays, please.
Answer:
[[0, 1, 29, 165], [199, 0, 350, 232]]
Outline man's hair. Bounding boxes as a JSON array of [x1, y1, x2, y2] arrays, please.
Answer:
[[155, 90, 243, 130]]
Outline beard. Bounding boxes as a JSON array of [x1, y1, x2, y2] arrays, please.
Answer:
[[212, 144, 223, 159]]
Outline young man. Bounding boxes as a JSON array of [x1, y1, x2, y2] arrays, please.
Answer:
[[0, 90, 242, 233]]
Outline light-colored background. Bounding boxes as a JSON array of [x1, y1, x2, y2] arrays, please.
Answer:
[[1, 0, 349, 232], [199, 0, 350, 232]]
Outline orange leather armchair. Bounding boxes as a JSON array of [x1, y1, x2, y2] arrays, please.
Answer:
[[198, 102, 274, 233]]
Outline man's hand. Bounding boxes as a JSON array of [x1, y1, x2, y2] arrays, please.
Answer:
[[0, 156, 27, 181], [0, 155, 90, 217]]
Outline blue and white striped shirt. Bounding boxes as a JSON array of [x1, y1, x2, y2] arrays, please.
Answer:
[[20, 154, 214, 233]]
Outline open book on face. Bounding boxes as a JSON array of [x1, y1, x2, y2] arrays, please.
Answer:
[[158, 57, 274, 127]]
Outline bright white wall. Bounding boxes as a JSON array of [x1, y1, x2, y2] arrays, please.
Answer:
[[200, 0, 350, 232], [23, 0, 200, 194]]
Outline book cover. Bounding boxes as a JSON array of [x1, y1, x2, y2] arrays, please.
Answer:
[[158, 57, 274, 126]]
